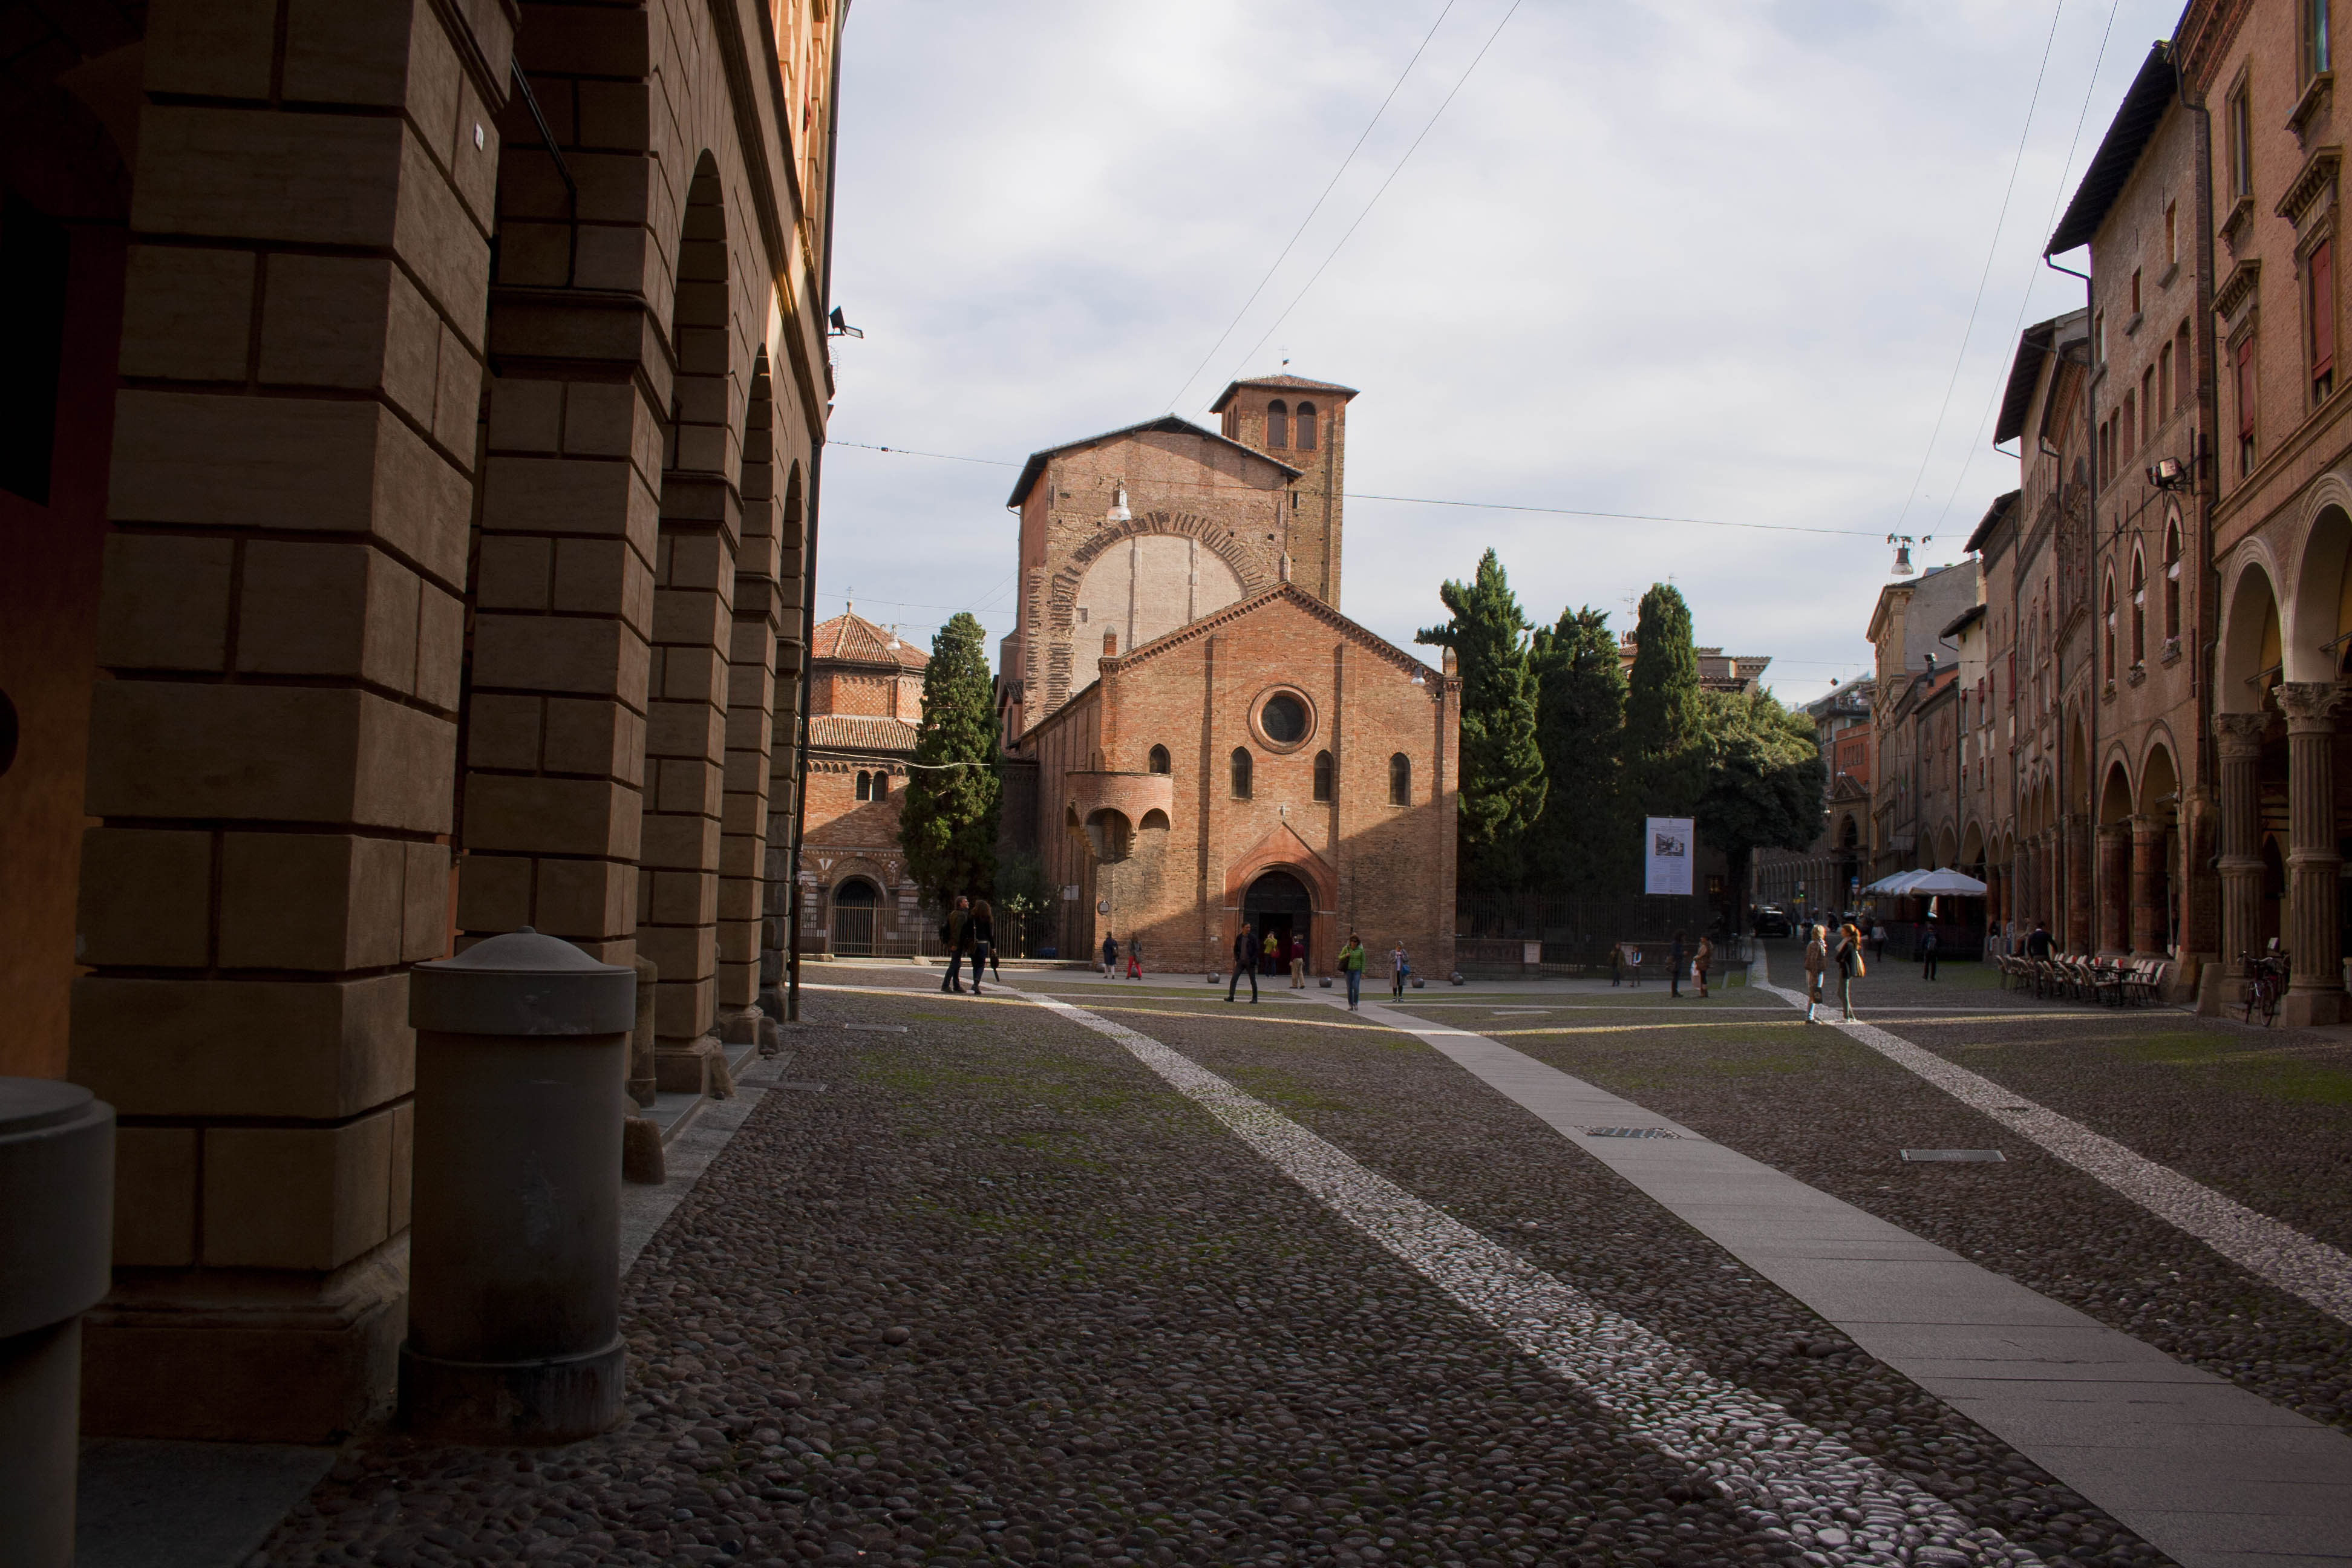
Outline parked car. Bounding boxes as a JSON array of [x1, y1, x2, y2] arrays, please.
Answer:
[[1753, 906, 1793, 938]]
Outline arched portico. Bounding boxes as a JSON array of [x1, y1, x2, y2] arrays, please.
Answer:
[[2096, 759, 2134, 954], [2134, 741, 2180, 958]]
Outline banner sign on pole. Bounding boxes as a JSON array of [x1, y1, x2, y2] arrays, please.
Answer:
[[1643, 817, 1694, 896]]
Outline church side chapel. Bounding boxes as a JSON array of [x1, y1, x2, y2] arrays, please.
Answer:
[[997, 374, 1460, 976]]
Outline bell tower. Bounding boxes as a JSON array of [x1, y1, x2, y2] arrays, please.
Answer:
[[1212, 372, 1356, 608]]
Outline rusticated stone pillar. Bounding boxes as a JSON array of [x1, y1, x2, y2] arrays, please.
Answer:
[[2275, 683, 2350, 1026], [2129, 814, 2167, 957], [2210, 713, 2269, 1011], [2096, 822, 2131, 955], [2065, 814, 2094, 954]]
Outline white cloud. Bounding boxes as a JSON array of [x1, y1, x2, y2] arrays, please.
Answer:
[[817, 0, 2177, 698]]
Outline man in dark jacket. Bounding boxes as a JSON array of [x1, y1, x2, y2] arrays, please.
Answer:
[[1669, 932, 1685, 999], [2025, 921, 2054, 959], [940, 895, 972, 993], [1227, 921, 1259, 1003]]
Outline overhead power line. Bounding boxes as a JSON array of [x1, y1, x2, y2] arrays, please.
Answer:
[[1161, 0, 1462, 416], [831, 438, 1882, 537], [1890, 0, 2069, 536]]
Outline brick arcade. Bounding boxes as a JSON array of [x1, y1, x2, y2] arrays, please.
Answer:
[[997, 375, 1460, 977]]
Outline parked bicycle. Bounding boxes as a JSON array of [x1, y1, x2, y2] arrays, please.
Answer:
[[2243, 948, 2289, 1027]]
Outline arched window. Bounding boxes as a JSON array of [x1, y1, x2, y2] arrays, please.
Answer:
[[855, 769, 871, 800], [1230, 746, 1253, 799], [1389, 753, 1411, 805], [874, 771, 889, 798], [1266, 399, 1289, 449], [1147, 743, 1171, 775], [2102, 573, 2117, 680], [1312, 750, 1333, 802], [2163, 518, 2182, 642], [2129, 546, 2146, 666], [1295, 400, 1317, 450]]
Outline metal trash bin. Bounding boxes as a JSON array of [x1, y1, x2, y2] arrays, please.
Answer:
[[403, 927, 635, 1443], [0, 1079, 115, 1567]]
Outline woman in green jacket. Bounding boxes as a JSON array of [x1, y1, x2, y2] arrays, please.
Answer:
[[1339, 934, 1367, 1010]]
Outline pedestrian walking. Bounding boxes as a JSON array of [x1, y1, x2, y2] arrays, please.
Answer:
[[1391, 944, 1410, 998], [969, 900, 995, 996], [1339, 932, 1367, 1010], [1693, 933, 1713, 999], [1670, 931, 1686, 999], [1626, 944, 1643, 987], [940, 896, 973, 993], [1126, 934, 1143, 980], [1100, 932, 1119, 980], [1288, 934, 1307, 989], [1609, 942, 1622, 987], [1919, 921, 1940, 981], [1834, 921, 1865, 1021], [2026, 920, 2053, 959], [1262, 929, 1280, 977], [1869, 920, 1886, 961], [1802, 924, 1828, 1022], [1227, 922, 1259, 1003]]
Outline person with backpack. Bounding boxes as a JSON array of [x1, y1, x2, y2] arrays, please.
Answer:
[[1227, 921, 1259, 1003], [1339, 932, 1367, 1010], [969, 900, 996, 996], [1100, 931, 1119, 979], [939, 896, 972, 993]]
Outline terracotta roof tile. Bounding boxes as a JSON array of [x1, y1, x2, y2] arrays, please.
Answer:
[[809, 715, 920, 754], [811, 611, 929, 669]]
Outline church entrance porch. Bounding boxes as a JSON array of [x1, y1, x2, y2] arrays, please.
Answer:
[[1244, 871, 1315, 976], [831, 879, 882, 956]]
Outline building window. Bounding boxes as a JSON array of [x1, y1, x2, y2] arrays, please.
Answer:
[[2158, 339, 2174, 421], [1258, 690, 1310, 745], [855, 769, 872, 800], [2163, 518, 2183, 640], [1147, 743, 1171, 775], [2103, 572, 2117, 680], [2238, 334, 2258, 475], [2229, 82, 2253, 200], [2165, 200, 2178, 267], [1295, 400, 1316, 450], [1266, 399, 1289, 449], [874, 771, 889, 798], [2311, 238, 2336, 401], [2130, 267, 2142, 316], [1388, 752, 1410, 805], [2175, 321, 2194, 412], [2094, 310, 2106, 363], [2130, 547, 2146, 666], [1231, 746, 1253, 799], [2141, 367, 2155, 443], [2307, 0, 2332, 80], [1312, 749, 1333, 802]]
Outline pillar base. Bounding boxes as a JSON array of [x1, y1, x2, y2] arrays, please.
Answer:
[[621, 1116, 665, 1185], [655, 1037, 720, 1095], [81, 1238, 407, 1442], [400, 1334, 624, 1445], [2282, 987, 2345, 1028], [0, 1320, 80, 1568]]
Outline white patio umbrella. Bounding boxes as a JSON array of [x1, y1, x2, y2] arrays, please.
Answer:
[[1903, 868, 1989, 896], [1860, 869, 1930, 896]]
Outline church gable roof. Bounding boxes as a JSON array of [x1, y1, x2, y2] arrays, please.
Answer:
[[1209, 373, 1359, 412], [812, 610, 929, 670], [1109, 581, 1448, 685], [1004, 415, 1298, 508], [809, 715, 920, 754]]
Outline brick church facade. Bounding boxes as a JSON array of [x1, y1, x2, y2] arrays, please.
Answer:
[[795, 610, 927, 956], [999, 376, 1460, 975]]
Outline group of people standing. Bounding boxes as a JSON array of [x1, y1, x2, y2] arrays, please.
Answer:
[[1799, 921, 1866, 1022], [936, 896, 999, 995], [1224, 924, 1376, 1010]]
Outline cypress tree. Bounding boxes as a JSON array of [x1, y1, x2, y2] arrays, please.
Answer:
[[898, 612, 1001, 905], [1623, 582, 1705, 817], [1527, 606, 1627, 893], [1416, 549, 1547, 893]]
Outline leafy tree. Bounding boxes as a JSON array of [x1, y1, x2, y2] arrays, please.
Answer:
[[1416, 549, 1547, 893], [1527, 606, 1628, 893], [898, 612, 1001, 905], [1623, 582, 1705, 816], [1695, 688, 1826, 933]]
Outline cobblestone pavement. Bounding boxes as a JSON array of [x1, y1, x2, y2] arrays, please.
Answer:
[[1437, 946, 2352, 1437], [253, 960, 2330, 1568]]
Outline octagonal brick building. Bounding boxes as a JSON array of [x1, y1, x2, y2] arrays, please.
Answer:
[[997, 374, 1460, 975]]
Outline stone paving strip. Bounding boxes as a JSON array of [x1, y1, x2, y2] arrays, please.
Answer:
[[1745, 953, 2352, 1331], [1018, 987, 2049, 1567], [1345, 990, 2352, 1568]]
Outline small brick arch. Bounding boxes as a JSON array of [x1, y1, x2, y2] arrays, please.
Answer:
[[1045, 510, 1274, 635]]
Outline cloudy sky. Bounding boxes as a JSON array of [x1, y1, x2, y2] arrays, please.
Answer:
[[816, 0, 2181, 705]]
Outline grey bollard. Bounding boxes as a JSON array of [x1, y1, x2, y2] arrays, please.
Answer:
[[0, 1079, 115, 1568], [403, 927, 635, 1443]]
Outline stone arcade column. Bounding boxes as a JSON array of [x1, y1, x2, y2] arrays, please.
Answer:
[[2129, 814, 2167, 958], [2065, 814, 2094, 953], [2096, 822, 2131, 955], [2276, 683, 2350, 1026], [70, 0, 509, 1440], [2209, 713, 2270, 1013]]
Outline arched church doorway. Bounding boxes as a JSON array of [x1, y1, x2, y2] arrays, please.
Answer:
[[1244, 870, 1314, 973], [831, 878, 881, 956]]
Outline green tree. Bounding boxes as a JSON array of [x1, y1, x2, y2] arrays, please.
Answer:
[[1695, 688, 1827, 933], [1416, 549, 1547, 893], [898, 612, 1001, 905], [1623, 582, 1705, 816], [1527, 606, 1628, 893]]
